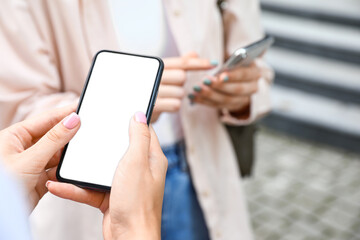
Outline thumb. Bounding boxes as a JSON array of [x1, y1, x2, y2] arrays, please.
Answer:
[[127, 112, 151, 162], [183, 51, 199, 59], [23, 112, 81, 169]]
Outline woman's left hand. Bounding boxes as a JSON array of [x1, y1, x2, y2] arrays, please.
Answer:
[[0, 105, 80, 211], [189, 63, 261, 112]]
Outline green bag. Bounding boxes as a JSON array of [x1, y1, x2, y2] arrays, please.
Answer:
[[226, 124, 257, 177]]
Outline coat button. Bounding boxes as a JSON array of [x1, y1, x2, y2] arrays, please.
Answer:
[[173, 10, 181, 17], [201, 190, 210, 198], [189, 145, 195, 154]]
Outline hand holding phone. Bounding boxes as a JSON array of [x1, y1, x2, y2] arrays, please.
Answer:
[[189, 36, 274, 112], [0, 105, 80, 211], [152, 52, 217, 122]]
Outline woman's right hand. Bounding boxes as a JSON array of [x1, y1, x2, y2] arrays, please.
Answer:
[[47, 112, 168, 240], [151, 52, 217, 122]]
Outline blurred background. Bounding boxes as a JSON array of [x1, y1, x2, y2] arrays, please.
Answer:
[[244, 0, 360, 239]]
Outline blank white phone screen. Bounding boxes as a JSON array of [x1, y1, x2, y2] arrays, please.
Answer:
[[59, 51, 161, 188]]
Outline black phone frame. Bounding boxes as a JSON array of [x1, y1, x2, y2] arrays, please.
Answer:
[[56, 50, 164, 192]]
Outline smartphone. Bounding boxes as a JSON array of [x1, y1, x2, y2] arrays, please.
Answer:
[[214, 35, 274, 75], [56, 50, 164, 191]]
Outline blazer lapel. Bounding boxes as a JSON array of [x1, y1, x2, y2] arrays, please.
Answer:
[[79, 0, 120, 59], [163, 0, 196, 56], [163, 0, 220, 57]]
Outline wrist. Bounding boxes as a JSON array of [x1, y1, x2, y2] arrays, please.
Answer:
[[228, 98, 251, 120], [111, 215, 161, 240]]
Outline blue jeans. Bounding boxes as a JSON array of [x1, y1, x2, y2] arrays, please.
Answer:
[[161, 141, 210, 240]]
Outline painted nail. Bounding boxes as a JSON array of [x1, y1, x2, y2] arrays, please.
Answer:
[[203, 79, 212, 86], [188, 94, 195, 100], [45, 180, 53, 189], [193, 85, 202, 92], [134, 112, 147, 124], [62, 113, 80, 129], [222, 75, 229, 82], [210, 60, 218, 66]]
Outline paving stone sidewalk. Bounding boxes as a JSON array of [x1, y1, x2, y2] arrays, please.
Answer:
[[244, 127, 360, 240]]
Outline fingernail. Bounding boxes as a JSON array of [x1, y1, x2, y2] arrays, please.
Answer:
[[62, 113, 80, 129], [193, 85, 202, 92], [188, 94, 195, 100], [45, 180, 53, 189], [203, 79, 212, 86], [210, 60, 218, 66], [222, 75, 229, 82], [134, 111, 147, 124]]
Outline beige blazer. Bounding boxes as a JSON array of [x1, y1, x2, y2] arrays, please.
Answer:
[[0, 1, 272, 239]]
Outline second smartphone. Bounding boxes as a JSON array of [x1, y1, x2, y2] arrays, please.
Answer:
[[215, 35, 274, 75]]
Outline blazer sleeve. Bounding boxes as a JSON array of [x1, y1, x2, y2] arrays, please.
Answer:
[[220, 0, 274, 126], [0, 1, 78, 129]]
